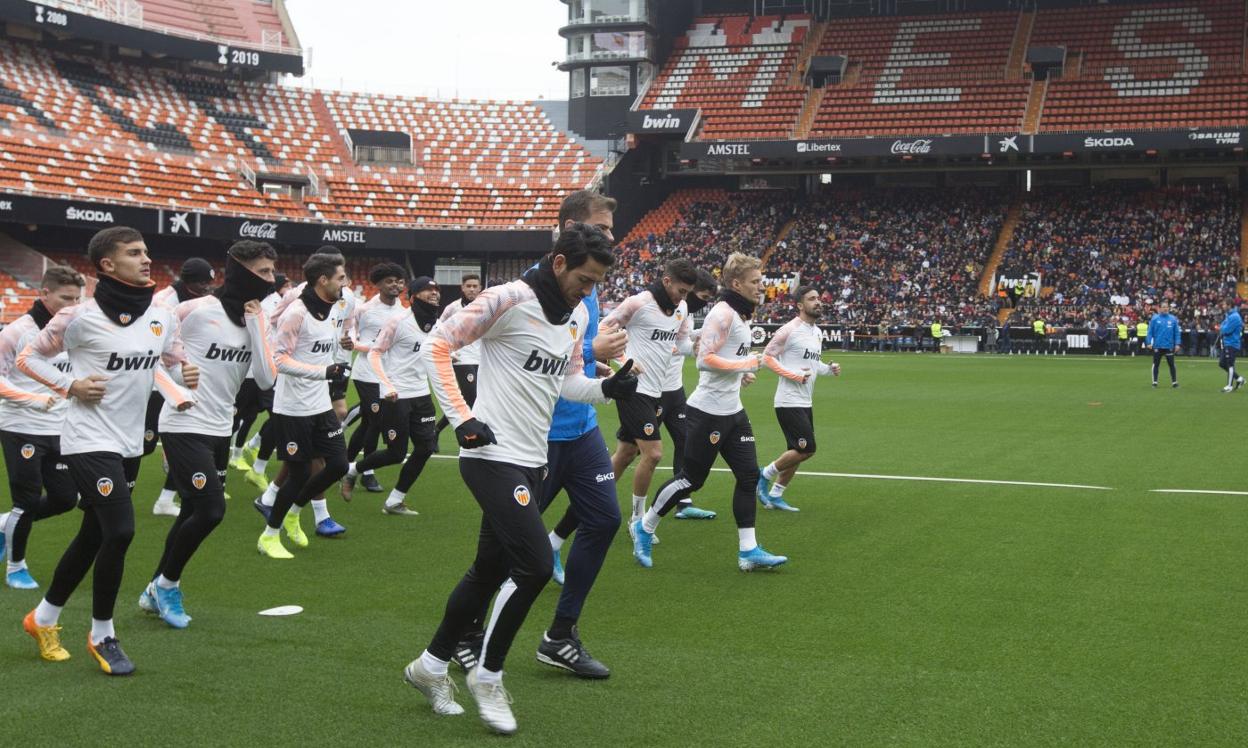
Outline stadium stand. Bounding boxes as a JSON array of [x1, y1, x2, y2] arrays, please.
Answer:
[[134, 0, 292, 50]]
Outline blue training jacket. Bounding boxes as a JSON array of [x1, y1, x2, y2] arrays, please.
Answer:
[[1221, 309, 1243, 350], [1146, 313, 1181, 350]]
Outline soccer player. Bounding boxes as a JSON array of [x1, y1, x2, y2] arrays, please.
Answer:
[[256, 252, 351, 559], [17, 226, 197, 675], [604, 259, 697, 529], [149, 257, 216, 517], [0, 266, 85, 589], [1219, 300, 1243, 393], [757, 285, 840, 511], [632, 252, 788, 571], [138, 241, 277, 628], [434, 273, 484, 441], [229, 271, 289, 483], [340, 276, 440, 513], [344, 262, 408, 494], [403, 224, 636, 734], [1146, 302, 1181, 389]]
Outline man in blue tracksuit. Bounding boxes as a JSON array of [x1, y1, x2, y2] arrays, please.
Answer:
[[453, 191, 627, 680], [1219, 300, 1243, 392], [1146, 302, 1181, 388]]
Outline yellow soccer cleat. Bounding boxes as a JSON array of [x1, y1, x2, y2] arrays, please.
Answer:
[[282, 512, 309, 548], [242, 468, 268, 490], [256, 533, 294, 560], [23, 610, 70, 662]]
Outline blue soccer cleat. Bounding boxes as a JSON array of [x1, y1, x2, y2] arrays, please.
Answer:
[[738, 545, 789, 571], [756, 477, 774, 508], [631, 519, 654, 568], [766, 497, 800, 513], [552, 548, 565, 586], [675, 505, 717, 520], [154, 585, 191, 629], [316, 517, 347, 538], [6, 568, 39, 590], [252, 498, 271, 522], [0, 524, 6, 560], [138, 583, 158, 614]]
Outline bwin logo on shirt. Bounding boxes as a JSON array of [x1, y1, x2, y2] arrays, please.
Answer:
[[522, 350, 570, 376], [412, 341, 422, 353], [802, 350, 821, 361], [106, 351, 161, 371], [311, 340, 334, 354], [205, 342, 252, 363], [650, 330, 678, 342], [736, 344, 750, 356]]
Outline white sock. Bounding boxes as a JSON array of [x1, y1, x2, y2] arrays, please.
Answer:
[[155, 574, 178, 589], [157, 488, 177, 504], [311, 499, 330, 524], [261, 482, 278, 507], [770, 482, 787, 498], [364, 470, 375, 477], [549, 530, 565, 552], [762, 462, 779, 481], [420, 649, 449, 677], [230, 446, 242, 462], [34, 599, 62, 627], [475, 665, 503, 685], [90, 618, 115, 645], [738, 527, 758, 552], [247, 432, 261, 449], [8, 559, 27, 574], [262, 525, 281, 538], [631, 495, 645, 518], [642, 507, 662, 535], [385, 489, 405, 508], [347, 462, 358, 478], [253, 458, 268, 475]]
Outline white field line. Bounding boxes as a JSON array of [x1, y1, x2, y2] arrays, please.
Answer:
[[1149, 489, 1248, 496]]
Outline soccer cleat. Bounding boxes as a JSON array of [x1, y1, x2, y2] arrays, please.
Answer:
[[552, 548, 565, 586], [252, 498, 272, 522], [340, 472, 357, 502], [152, 498, 180, 517], [766, 497, 800, 512], [383, 501, 419, 516], [536, 627, 610, 679], [6, 568, 39, 590], [403, 658, 465, 716], [242, 445, 259, 464], [675, 506, 717, 519], [737, 545, 789, 571], [1238, 376, 1246, 391], [627, 517, 658, 545], [1223, 385, 1234, 393], [138, 583, 158, 614], [466, 668, 518, 735], [257, 533, 294, 560], [452, 630, 484, 672], [315, 518, 347, 538], [241, 467, 268, 490], [23, 610, 70, 662], [756, 476, 774, 508], [87, 635, 135, 676], [1151, 382, 1158, 388], [1172, 382, 1180, 388], [229, 456, 252, 473], [282, 513, 310, 547], [154, 585, 192, 629], [631, 519, 654, 568], [362, 473, 385, 493]]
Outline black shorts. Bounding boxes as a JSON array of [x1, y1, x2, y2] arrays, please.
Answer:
[[234, 378, 274, 415], [162, 432, 230, 501], [615, 392, 662, 443], [144, 390, 164, 449], [272, 410, 347, 463], [1, 430, 75, 508], [454, 364, 479, 406], [381, 395, 438, 453], [775, 407, 817, 454], [354, 380, 383, 421], [65, 451, 141, 507]]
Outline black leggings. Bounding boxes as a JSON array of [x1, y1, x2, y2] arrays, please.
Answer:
[[650, 407, 759, 529], [232, 380, 264, 449], [1, 431, 78, 564], [354, 396, 436, 493], [346, 381, 383, 463], [1151, 348, 1177, 384], [154, 433, 228, 582], [256, 419, 277, 461], [660, 388, 689, 475], [46, 453, 140, 620]]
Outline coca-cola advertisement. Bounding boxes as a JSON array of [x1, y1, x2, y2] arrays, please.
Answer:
[[890, 138, 934, 155], [238, 221, 279, 240]]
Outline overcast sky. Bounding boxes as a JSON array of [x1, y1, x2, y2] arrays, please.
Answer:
[[283, 0, 571, 101]]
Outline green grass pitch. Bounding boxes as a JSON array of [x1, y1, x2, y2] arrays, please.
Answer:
[[2, 352, 1246, 745]]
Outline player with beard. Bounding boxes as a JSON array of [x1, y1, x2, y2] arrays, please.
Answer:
[[403, 224, 636, 734], [0, 266, 85, 589], [18, 226, 198, 675], [149, 258, 215, 517], [340, 277, 440, 512], [137, 241, 277, 628], [757, 285, 840, 511], [632, 253, 788, 571], [256, 252, 351, 559], [343, 263, 408, 494], [434, 273, 484, 441]]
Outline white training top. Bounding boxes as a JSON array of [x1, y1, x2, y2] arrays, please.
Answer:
[[686, 301, 759, 417], [764, 316, 831, 408], [350, 293, 407, 384], [271, 295, 337, 417], [0, 313, 70, 435], [438, 298, 482, 366], [160, 295, 277, 437], [18, 298, 192, 457], [602, 289, 692, 399], [425, 279, 606, 468], [370, 312, 432, 400]]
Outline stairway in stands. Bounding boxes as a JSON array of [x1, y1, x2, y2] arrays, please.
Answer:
[[979, 200, 1023, 298]]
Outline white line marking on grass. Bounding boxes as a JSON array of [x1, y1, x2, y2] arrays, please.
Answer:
[[427, 454, 1111, 490], [1150, 489, 1248, 496]]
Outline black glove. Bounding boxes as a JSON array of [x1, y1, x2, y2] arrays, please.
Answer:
[[325, 363, 351, 386], [455, 418, 497, 449], [601, 358, 638, 401]]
